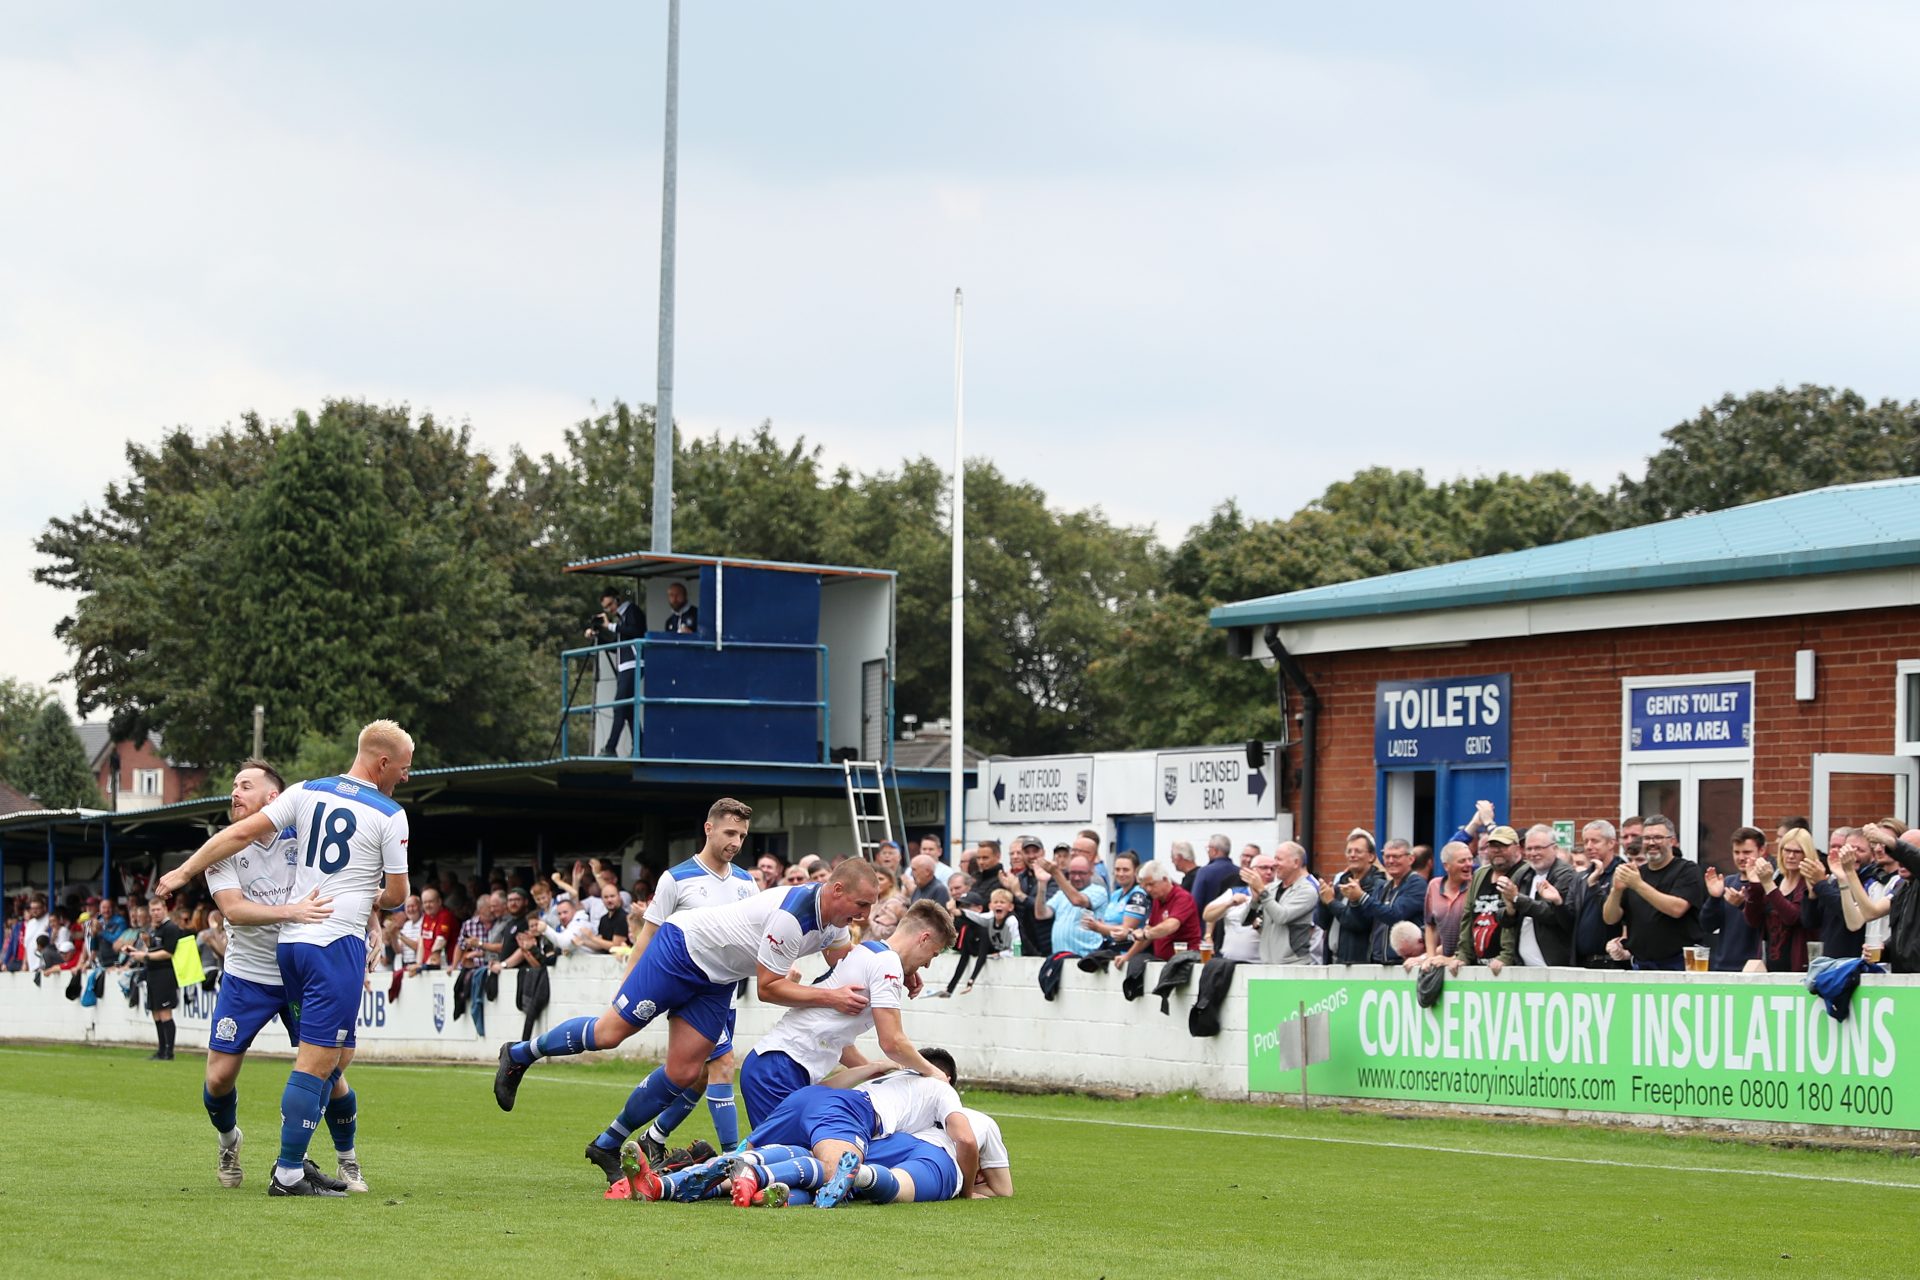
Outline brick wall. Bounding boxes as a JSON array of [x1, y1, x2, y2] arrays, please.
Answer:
[[1278, 610, 1920, 875], [94, 738, 208, 809]]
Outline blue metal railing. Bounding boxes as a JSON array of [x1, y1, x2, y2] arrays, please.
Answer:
[[558, 636, 831, 763]]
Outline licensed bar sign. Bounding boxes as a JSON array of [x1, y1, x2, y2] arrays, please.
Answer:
[[1374, 674, 1510, 766], [1155, 745, 1276, 822], [1627, 681, 1751, 753]]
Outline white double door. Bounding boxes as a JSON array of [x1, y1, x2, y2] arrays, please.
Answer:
[[1622, 762, 1748, 872]]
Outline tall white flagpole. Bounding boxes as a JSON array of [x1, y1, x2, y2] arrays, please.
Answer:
[[949, 289, 966, 853]]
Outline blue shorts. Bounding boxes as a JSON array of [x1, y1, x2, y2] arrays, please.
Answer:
[[612, 922, 733, 1045], [277, 936, 367, 1049], [207, 972, 298, 1055], [708, 1008, 738, 1063], [866, 1131, 961, 1202], [739, 1048, 811, 1126], [746, 1085, 879, 1156]]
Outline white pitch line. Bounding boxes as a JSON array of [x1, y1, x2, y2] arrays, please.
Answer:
[[6, 1048, 1915, 1190], [988, 1109, 1920, 1191]]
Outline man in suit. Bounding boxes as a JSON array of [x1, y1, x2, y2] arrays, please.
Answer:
[[589, 588, 646, 756]]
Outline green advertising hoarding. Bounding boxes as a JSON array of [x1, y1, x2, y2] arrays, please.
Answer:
[[1248, 976, 1918, 1128]]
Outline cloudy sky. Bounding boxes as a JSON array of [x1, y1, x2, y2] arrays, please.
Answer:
[[5, 2, 1919, 707]]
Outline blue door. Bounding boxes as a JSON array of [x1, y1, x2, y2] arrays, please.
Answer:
[[1112, 815, 1154, 860], [1439, 765, 1509, 842]]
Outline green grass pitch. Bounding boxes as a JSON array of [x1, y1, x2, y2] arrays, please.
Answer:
[[5, 1043, 1920, 1278]]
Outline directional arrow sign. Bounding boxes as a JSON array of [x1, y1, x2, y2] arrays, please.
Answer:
[[1154, 745, 1277, 821], [985, 757, 1092, 821]]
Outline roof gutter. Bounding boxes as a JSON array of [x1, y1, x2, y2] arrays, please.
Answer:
[[1264, 624, 1318, 857]]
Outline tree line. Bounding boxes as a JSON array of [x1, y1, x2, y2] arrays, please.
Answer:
[[18, 383, 1920, 790]]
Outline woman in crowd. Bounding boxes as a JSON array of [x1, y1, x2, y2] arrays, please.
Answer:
[[1743, 826, 1822, 971]]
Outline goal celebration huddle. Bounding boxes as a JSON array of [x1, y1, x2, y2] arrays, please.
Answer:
[[157, 722, 1011, 1207]]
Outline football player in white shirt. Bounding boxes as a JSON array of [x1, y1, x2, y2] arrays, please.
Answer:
[[198, 759, 341, 1190], [161, 719, 413, 1198], [619, 813, 760, 1168], [844, 1106, 1011, 1204], [491, 798, 880, 1195], [739, 899, 956, 1127], [635, 1049, 980, 1209]]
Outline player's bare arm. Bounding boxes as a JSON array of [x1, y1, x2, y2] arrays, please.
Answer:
[[157, 809, 278, 894], [212, 885, 334, 927], [757, 964, 870, 1013]]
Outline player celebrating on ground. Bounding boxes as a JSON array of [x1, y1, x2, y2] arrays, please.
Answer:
[[626, 1050, 978, 1209], [855, 1108, 1012, 1203], [737, 899, 957, 1128], [491, 846, 879, 1189], [199, 759, 345, 1189], [618, 798, 762, 1168], [160, 720, 414, 1198]]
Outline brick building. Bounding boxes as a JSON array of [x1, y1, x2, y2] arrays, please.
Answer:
[[1210, 479, 1920, 877], [77, 724, 206, 813]]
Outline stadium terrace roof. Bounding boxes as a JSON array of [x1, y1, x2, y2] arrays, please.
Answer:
[[564, 550, 895, 582], [1210, 477, 1920, 630], [0, 756, 967, 866]]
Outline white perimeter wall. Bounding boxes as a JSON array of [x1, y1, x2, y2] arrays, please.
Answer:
[[12, 960, 1920, 1137], [2, 953, 1248, 1094]]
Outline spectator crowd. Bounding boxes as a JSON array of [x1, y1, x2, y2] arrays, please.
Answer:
[[10, 804, 1918, 1053]]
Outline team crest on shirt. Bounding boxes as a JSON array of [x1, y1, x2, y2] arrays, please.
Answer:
[[432, 985, 446, 1032], [215, 1016, 237, 1043]]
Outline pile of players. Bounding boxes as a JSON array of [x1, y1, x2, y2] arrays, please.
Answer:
[[491, 796, 1013, 1208]]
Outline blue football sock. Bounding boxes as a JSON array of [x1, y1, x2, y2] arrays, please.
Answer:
[[325, 1088, 358, 1154], [745, 1143, 808, 1164], [593, 1067, 687, 1151], [647, 1081, 705, 1141], [539, 1014, 599, 1056], [758, 1156, 827, 1190], [852, 1163, 901, 1203], [275, 1070, 328, 1172], [705, 1083, 739, 1148], [204, 1085, 238, 1136]]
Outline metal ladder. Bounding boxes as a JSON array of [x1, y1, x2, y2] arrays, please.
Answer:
[[843, 759, 894, 860]]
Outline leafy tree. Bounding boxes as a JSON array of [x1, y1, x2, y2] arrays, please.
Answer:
[[0, 676, 55, 785], [1098, 469, 1616, 749], [13, 703, 102, 809], [1617, 385, 1920, 523], [36, 402, 548, 770]]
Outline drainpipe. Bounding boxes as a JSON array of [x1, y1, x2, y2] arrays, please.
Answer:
[[1263, 624, 1318, 858]]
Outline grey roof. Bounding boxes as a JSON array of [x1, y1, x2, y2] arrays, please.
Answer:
[[892, 732, 987, 770], [76, 722, 178, 769], [76, 722, 111, 767]]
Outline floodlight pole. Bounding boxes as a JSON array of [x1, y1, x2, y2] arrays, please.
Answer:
[[949, 289, 965, 852], [650, 0, 681, 554]]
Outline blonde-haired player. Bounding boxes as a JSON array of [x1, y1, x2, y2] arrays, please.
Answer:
[[161, 720, 414, 1197]]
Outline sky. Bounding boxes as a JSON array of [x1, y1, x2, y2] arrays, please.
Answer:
[[4, 2, 1920, 710]]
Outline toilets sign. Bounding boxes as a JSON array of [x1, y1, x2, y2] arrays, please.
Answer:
[[1628, 682, 1751, 753], [1374, 675, 1511, 766]]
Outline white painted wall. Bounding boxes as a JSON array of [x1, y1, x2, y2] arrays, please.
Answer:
[[818, 577, 891, 758], [15, 962, 1916, 1134], [0, 954, 1252, 1094]]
